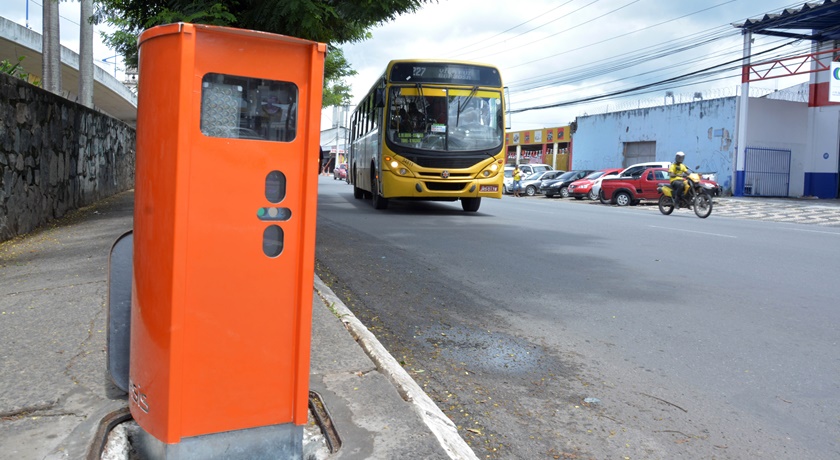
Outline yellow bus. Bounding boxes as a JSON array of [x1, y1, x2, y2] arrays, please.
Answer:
[[347, 60, 505, 212]]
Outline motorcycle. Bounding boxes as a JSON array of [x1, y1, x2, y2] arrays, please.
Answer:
[[657, 171, 714, 218]]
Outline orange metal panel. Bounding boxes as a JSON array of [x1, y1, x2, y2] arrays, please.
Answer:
[[130, 23, 325, 443]]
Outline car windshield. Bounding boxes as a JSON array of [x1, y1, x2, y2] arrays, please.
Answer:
[[557, 171, 578, 180], [585, 171, 605, 180], [524, 172, 543, 180], [387, 86, 504, 152], [504, 169, 514, 178]]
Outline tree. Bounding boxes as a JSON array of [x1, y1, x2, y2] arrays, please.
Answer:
[[93, 0, 433, 106]]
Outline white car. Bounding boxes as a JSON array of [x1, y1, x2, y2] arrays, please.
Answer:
[[518, 163, 552, 176], [616, 161, 671, 178], [503, 166, 515, 194]]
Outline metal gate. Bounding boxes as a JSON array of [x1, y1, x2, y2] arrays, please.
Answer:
[[743, 147, 790, 197], [623, 141, 656, 167]]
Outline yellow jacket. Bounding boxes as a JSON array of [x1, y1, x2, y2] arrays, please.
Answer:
[[669, 163, 688, 182]]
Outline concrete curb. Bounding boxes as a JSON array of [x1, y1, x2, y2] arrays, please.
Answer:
[[313, 276, 478, 460]]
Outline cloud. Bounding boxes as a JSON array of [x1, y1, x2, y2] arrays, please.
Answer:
[[339, 0, 811, 130]]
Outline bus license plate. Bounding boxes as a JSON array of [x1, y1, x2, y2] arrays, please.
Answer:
[[480, 185, 498, 192]]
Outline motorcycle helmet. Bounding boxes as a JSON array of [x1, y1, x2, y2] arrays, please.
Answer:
[[674, 151, 685, 164]]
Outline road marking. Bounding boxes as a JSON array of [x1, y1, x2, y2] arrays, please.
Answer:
[[649, 225, 737, 238]]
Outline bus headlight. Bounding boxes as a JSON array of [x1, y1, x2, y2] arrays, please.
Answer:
[[483, 170, 491, 177], [399, 168, 408, 175], [390, 160, 399, 169], [490, 163, 499, 172]]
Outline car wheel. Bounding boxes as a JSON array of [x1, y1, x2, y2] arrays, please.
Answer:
[[525, 185, 536, 196], [559, 187, 570, 198], [615, 191, 632, 206], [588, 189, 598, 200], [599, 190, 612, 205]]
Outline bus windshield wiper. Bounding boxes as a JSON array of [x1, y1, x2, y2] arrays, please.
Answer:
[[455, 86, 479, 126]]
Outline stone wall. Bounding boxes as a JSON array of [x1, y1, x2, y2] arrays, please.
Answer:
[[0, 72, 135, 242]]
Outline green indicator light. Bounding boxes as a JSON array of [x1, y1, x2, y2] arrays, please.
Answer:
[[257, 208, 266, 217]]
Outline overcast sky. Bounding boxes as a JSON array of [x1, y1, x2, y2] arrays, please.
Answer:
[[339, 0, 813, 130], [1, 1, 815, 131]]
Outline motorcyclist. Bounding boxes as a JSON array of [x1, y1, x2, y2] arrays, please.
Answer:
[[669, 151, 689, 207]]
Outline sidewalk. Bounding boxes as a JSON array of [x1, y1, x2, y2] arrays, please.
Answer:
[[0, 190, 475, 460]]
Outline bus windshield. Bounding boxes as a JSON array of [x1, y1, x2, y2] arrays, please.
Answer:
[[387, 86, 503, 152]]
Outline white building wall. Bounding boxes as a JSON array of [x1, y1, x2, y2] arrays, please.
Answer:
[[807, 107, 840, 176], [573, 98, 737, 191], [743, 98, 809, 195]]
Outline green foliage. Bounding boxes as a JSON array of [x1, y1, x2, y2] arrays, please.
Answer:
[[93, 0, 433, 106], [1, 56, 41, 86], [323, 47, 357, 106]]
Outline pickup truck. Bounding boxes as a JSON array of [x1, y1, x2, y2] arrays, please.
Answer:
[[599, 167, 672, 206], [600, 167, 719, 206]]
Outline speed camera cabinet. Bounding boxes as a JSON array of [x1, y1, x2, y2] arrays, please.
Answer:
[[130, 23, 325, 458]]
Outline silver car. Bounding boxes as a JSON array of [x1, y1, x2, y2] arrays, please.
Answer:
[[518, 170, 565, 196]]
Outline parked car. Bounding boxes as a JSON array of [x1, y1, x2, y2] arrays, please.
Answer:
[[517, 163, 552, 176], [333, 163, 347, 181], [539, 170, 595, 198], [570, 168, 623, 200], [519, 170, 565, 196], [599, 167, 719, 206], [503, 166, 515, 194], [616, 161, 671, 178]]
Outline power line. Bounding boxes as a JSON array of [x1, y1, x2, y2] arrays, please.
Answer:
[[508, 39, 799, 114], [471, 0, 642, 62], [443, 0, 580, 58], [504, 0, 738, 72]]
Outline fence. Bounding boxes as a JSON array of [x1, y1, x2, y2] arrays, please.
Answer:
[[743, 147, 791, 197]]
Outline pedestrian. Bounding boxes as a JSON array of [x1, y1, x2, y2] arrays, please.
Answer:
[[320, 147, 329, 176], [512, 165, 522, 197]]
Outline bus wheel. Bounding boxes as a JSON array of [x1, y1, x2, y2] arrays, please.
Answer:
[[372, 175, 389, 210], [461, 197, 481, 212]]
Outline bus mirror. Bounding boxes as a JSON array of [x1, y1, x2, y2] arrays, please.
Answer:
[[374, 88, 386, 108]]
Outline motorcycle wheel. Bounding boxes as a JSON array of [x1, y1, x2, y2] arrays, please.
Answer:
[[693, 192, 713, 218], [658, 195, 674, 215]]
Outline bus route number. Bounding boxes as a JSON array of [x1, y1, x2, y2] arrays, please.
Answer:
[[413, 67, 427, 77]]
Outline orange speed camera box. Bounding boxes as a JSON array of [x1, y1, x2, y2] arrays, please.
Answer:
[[130, 23, 325, 443]]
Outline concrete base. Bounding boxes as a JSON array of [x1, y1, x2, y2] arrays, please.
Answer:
[[133, 423, 303, 460]]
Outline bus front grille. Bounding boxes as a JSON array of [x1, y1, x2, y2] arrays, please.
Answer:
[[424, 181, 468, 191]]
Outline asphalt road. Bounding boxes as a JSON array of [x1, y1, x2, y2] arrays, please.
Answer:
[[314, 177, 840, 460]]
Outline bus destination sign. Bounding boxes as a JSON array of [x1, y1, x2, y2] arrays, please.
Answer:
[[390, 62, 501, 86]]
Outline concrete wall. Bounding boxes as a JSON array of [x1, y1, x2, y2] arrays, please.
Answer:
[[572, 98, 737, 192], [0, 72, 135, 242]]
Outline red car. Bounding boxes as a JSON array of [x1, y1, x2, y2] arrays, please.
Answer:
[[333, 163, 347, 181], [600, 167, 719, 206], [568, 168, 623, 200]]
